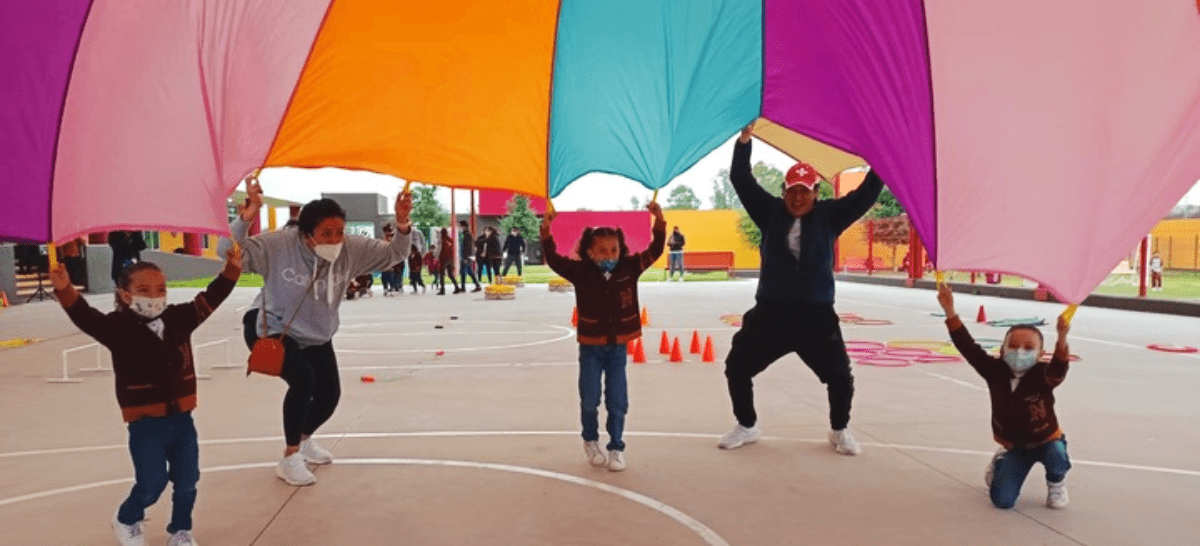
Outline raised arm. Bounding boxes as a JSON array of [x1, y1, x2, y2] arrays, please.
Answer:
[[730, 124, 776, 229], [50, 264, 118, 347], [171, 246, 243, 335], [218, 174, 268, 274], [1041, 312, 1072, 388], [939, 283, 1004, 380], [540, 206, 582, 282], [827, 169, 885, 235], [635, 201, 667, 270]]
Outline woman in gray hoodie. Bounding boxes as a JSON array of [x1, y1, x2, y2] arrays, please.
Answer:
[[224, 178, 412, 486]]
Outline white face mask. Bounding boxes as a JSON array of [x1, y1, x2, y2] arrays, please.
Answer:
[[129, 295, 167, 320], [313, 242, 343, 262], [1002, 348, 1040, 374]]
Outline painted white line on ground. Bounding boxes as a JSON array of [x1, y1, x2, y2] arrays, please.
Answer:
[[336, 325, 575, 355], [1072, 335, 1200, 359], [921, 370, 986, 391], [2, 431, 1196, 479], [0, 458, 732, 546], [340, 362, 576, 371]]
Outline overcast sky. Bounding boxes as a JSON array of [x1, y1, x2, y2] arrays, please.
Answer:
[[251, 135, 1200, 215]]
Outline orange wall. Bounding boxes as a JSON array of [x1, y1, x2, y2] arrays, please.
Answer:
[[653, 210, 761, 270], [1151, 218, 1200, 270]]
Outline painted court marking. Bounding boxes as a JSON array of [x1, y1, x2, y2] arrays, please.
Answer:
[[0, 458, 730, 546], [334, 321, 577, 355], [1, 431, 1196, 478]]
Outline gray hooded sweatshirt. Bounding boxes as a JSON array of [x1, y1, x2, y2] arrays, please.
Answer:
[[223, 218, 411, 348]]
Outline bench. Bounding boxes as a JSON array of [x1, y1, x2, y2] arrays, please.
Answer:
[[681, 251, 735, 273]]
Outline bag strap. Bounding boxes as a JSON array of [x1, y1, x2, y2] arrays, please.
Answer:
[[259, 245, 317, 339]]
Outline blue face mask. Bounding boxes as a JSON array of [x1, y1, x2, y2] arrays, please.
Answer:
[[596, 259, 618, 273], [1003, 349, 1040, 374]]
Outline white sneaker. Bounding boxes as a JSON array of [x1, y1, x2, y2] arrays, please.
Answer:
[[984, 448, 1005, 487], [1047, 480, 1069, 509], [167, 530, 199, 546], [718, 424, 761, 450], [828, 428, 861, 455], [607, 450, 626, 472], [275, 452, 316, 486], [112, 515, 147, 546], [583, 441, 607, 467], [300, 438, 333, 465]]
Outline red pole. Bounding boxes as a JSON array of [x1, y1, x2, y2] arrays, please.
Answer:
[[833, 174, 842, 271], [907, 216, 923, 281], [866, 220, 875, 276], [1138, 236, 1148, 297]]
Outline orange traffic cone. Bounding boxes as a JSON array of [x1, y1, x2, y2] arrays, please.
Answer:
[[976, 305, 987, 323], [702, 336, 715, 363], [641, 306, 649, 326], [571, 306, 578, 327], [626, 339, 635, 355], [0, 291, 8, 308], [689, 330, 701, 354], [670, 338, 684, 363], [659, 331, 671, 354], [633, 338, 647, 364]]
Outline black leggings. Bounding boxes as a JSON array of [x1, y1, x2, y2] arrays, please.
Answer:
[[243, 310, 341, 446], [724, 304, 854, 430]]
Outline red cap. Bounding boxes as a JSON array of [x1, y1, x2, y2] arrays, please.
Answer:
[[785, 162, 820, 190]]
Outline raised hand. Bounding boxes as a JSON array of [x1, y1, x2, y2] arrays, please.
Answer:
[[1056, 312, 1071, 339], [936, 283, 956, 317], [225, 244, 243, 271], [241, 171, 264, 222], [646, 200, 664, 222], [395, 188, 414, 227], [738, 122, 755, 144], [48, 264, 72, 291]]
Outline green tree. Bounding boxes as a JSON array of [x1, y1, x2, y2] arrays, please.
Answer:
[[665, 185, 701, 210], [864, 187, 905, 219], [410, 184, 449, 231], [500, 195, 542, 248], [711, 169, 737, 210]]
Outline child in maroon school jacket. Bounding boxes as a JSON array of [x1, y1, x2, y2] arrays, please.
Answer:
[[541, 202, 666, 472], [51, 247, 241, 546], [937, 283, 1073, 511]]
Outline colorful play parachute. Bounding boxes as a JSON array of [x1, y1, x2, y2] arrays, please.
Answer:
[[3, 1, 1199, 303]]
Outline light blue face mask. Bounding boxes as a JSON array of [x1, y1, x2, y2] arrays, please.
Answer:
[[596, 259, 618, 273], [1003, 349, 1040, 374]]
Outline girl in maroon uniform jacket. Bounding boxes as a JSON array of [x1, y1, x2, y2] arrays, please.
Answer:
[[938, 283, 1073, 510], [51, 248, 241, 546], [541, 202, 666, 472]]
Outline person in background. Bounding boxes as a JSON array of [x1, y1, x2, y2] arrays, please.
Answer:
[[667, 226, 686, 281], [501, 226, 527, 277], [458, 220, 483, 292]]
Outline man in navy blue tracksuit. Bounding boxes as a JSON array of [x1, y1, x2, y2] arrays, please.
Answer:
[[717, 124, 884, 456]]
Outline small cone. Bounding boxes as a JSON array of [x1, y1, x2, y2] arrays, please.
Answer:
[[360, 375, 376, 383], [659, 331, 671, 354], [571, 306, 578, 327], [670, 338, 684, 363], [976, 305, 987, 323], [641, 306, 649, 326], [633, 338, 647, 364], [0, 291, 8, 308], [626, 340, 635, 355], [689, 330, 701, 354], [702, 336, 715, 363]]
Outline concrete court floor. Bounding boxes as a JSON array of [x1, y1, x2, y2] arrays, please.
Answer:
[[1, 279, 1198, 546]]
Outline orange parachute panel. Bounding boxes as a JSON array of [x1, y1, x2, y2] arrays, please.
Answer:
[[267, 0, 561, 196]]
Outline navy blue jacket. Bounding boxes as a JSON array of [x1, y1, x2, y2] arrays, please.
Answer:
[[732, 140, 884, 307]]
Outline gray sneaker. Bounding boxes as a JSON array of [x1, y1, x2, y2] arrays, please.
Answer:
[[167, 530, 199, 546], [828, 428, 861, 455], [112, 515, 147, 546], [1047, 480, 1069, 509], [584, 441, 607, 467], [607, 450, 626, 472], [275, 452, 316, 486], [718, 424, 761, 450]]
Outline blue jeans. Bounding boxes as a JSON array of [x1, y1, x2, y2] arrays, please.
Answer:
[[990, 437, 1071, 509], [668, 251, 684, 277], [578, 344, 629, 452], [117, 412, 200, 533]]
